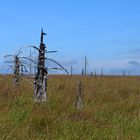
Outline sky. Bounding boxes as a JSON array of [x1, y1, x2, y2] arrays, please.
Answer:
[[0, 0, 140, 75]]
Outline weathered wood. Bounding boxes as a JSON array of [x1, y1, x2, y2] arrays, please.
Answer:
[[33, 29, 69, 101], [34, 29, 47, 102], [13, 56, 20, 87], [76, 80, 83, 110], [85, 56, 87, 75], [34, 74, 47, 102]]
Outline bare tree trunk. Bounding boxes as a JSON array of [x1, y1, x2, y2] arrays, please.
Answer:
[[13, 56, 20, 87], [71, 66, 73, 76], [85, 56, 87, 75], [34, 29, 47, 102], [76, 80, 83, 110], [34, 74, 47, 102]]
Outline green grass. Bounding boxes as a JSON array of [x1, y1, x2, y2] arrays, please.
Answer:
[[0, 75, 140, 139]]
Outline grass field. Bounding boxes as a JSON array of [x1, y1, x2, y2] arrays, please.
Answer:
[[0, 75, 140, 140]]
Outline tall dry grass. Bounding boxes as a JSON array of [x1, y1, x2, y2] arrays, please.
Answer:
[[0, 75, 140, 139]]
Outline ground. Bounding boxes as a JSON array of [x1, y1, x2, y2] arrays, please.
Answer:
[[0, 75, 140, 140]]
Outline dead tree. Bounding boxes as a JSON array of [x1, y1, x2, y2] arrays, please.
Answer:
[[34, 29, 69, 102], [4, 52, 27, 87], [95, 70, 97, 78], [123, 70, 125, 77], [85, 56, 87, 75], [71, 66, 73, 76], [13, 56, 20, 86], [34, 29, 47, 102], [90, 72, 93, 77], [101, 69, 104, 77], [8, 29, 69, 101], [76, 80, 83, 110]]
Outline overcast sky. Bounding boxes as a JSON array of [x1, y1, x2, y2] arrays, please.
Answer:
[[0, 0, 140, 75]]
